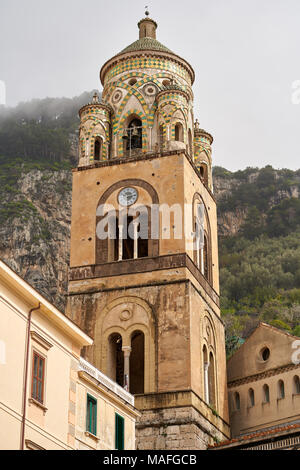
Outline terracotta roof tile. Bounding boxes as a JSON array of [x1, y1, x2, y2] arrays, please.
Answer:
[[209, 423, 300, 448]]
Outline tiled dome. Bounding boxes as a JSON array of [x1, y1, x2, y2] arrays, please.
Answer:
[[121, 37, 172, 54]]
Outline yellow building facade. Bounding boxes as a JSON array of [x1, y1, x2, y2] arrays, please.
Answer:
[[66, 14, 230, 449], [0, 259, 138, 450]]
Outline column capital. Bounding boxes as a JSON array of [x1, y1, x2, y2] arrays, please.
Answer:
[[122, 346, 132, 356]]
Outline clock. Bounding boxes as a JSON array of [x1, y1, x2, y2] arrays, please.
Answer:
[[118, 187, 138, 206]]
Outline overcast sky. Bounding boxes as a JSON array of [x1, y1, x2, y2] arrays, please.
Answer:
[[0, 0, 300, 171]]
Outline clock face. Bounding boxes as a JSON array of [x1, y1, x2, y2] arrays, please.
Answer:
[[118, 187, 138, 206]]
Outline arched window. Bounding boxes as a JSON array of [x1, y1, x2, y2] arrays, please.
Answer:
[[234, 392, 240, 410], [123, 118, 142, 155], [96, 181, 159, 264], [94, 137, 102, 161], [112, 209, 149, 262], [130, 330, 145, 394], [203, 345, 209, 404], [129, 78, 137, 86], [203, 234, 209, 279], [208, 352, 216, 408], [174, 123, 184, 142], [278, 380, 285, 399], [194, 200, 211, 282], [248, 388, 255, 407], [199, 163, 208, 186], [293, 375, 300, 394], [107, 333, 124, 387], [263, 384, 270, 403]]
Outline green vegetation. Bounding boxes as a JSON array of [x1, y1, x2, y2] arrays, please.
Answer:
[[214, 165, 300, 356], [0, 91, 96, 167]]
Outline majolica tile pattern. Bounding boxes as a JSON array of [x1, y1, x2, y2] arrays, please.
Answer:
[[104, 57, 191, 84]]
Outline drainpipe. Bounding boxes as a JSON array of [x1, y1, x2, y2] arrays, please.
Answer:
[[20, 303, 41, 450]]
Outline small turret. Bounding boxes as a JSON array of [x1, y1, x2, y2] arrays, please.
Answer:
[[194, 119, 213, 190], [78, 92, 112, 167]]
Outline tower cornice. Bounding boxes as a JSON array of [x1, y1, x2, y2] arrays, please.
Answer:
[[78, 101, 112, 117], [156, 86, 190, 102]]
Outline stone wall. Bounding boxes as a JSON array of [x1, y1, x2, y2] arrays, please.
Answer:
[[136, 406, 226, 450]]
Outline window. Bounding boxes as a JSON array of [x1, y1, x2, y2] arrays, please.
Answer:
[[208, 352, 216, 408], [293, 375, 300, 394], [278, 380, 285, 399], [203, 235, 209, 279], [199, 164, 208, 186], [129, 78, 137, 86], [113, 211, 149, 262], [130, 330, 145, 394], [174, 123, 183, 142], [107, 333, 124, 386], [263, 384, 270, 403], [203, 345, 209, 404], [86, 394, 97, 436], [234, 392, 240, 410], [123, 118, 142, 154], [248, 388, 255, 407], [115, 413, 125, 450], [31, 352, 45, 404], [94, 138, 102, 161], [260, 347, 270, 361]]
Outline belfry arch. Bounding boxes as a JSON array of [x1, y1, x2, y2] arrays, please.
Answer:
[[95, 179, 159, 264], [93, 296, 156, 394], [192, 192, 213, 283]]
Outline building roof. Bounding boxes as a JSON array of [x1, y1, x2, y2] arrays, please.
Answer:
[[120, 37, 172, 54], [227, 321, 300, 366], [209, 422, 300, 449]]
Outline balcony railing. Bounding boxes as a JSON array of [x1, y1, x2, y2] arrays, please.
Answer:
[[78, 357, 135, 406]]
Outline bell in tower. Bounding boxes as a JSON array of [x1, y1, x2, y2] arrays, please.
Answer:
[[66, 13, 230, 450]]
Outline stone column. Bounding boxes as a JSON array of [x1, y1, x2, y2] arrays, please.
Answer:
[[133, 220, 139, 259], [200, 247, 204, 275], [118, 224, 123, 261], [122, 346, 132, 391]]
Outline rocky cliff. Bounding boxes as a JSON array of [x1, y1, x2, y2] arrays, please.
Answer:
[[0, 168, 72, 310]]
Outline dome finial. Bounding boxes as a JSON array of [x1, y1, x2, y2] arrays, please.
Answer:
[[138, 11, 157, 40], [92, 91, 100, 104]]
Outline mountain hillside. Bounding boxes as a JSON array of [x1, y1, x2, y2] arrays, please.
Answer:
[[0, 93, 299, 353], [214, 166, 300, 354]]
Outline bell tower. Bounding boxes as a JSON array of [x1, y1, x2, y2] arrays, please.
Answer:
[[66, 13, 230, 449]]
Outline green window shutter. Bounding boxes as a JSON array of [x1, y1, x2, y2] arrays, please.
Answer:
[[115, 413, 125, 450], [86, 394, 97, 436]]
